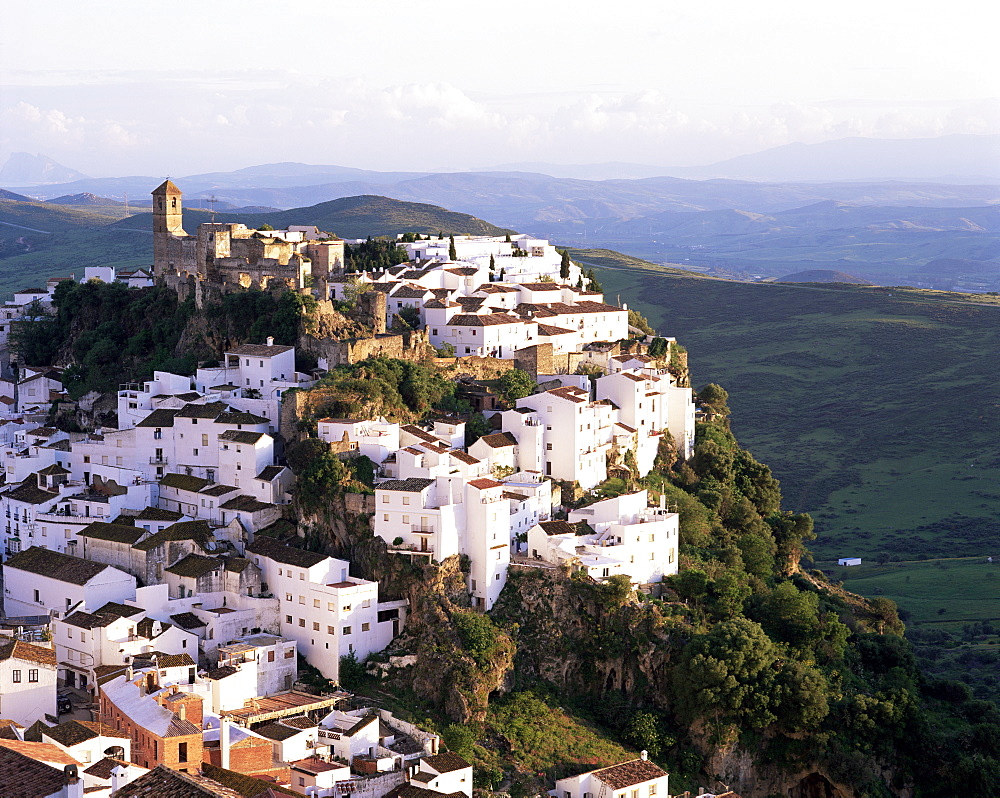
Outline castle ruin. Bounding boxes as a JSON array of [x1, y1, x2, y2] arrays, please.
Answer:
[[151, 180, 345, 306]]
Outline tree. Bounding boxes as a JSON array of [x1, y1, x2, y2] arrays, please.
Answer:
[[672, 617, 783, 728], [258, 222, 274, 231], [465, 412, 492, 446], [628, 308, 655, 336], [560, 249, 571, 280], [448, 235, 458, 261], [343, 276, 373, 306], [489, 253, 496, 276], [697, 383, 730, 417], [498, 368, 536, 404], [647, 337, 669, 358], [398, 305, 421, 329]]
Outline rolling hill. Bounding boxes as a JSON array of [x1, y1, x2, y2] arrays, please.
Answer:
[[0, 194, 513, 299], [114, 195, 513, 239]]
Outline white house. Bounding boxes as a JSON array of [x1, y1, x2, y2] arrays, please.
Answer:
[[212, 633, 298, 706], [514, 386, 617, 489], [3, 547, 137, 619], [528, 492, 678, 585], [374, 475, 511, 610], [245, 536, 406, 680], [42, 719, 132, 766], [0, 638, 58, 726], [552, 755, 670, 798], [409, 752, 473, 798]]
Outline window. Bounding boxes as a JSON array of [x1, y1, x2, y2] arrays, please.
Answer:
[[328, 625, 335, 634], [546, 443, 552, 450], [33, 589, 39, 603], [299, 572, 305, 580], [299, 618, 306, 627], [402, 496, 410, 505], [343, 626, 352, 635], [286, 593, 292, 601], [313, 622, 320, 631], [299, 596, 305, 604], [382, 495, 389, 503], [383, 514, 389, 521], [314, 599, 320, 608], [284, 649, 294, 658], [178, 742, 188, 762], [285, 615, 293, 624], [202, 435, 208, 447], [328, 602, 335, 611], [649, 786, 657, 796], [362, 622, 370, 632], [11, 670, 20, 683]]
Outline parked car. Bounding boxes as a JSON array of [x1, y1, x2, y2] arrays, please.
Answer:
[[56, 693, 73, 715]]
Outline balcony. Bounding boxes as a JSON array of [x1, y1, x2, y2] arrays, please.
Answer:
[[150, 456, 168, 464], [409, 525, 435, 535]]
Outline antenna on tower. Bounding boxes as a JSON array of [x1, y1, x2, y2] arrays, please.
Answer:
[[123, 192, 130, 218], [208, 195, 218, 222]]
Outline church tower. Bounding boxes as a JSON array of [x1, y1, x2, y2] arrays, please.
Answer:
[[151, 179, 186, 278]]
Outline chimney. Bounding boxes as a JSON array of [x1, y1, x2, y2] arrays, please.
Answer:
[[640, 750, 648, 761], [62, 764, 83, 798], [266, 336, 274, 347], [220, 717, 232, 770], [110, 764, 126, 793], [177, 700, 186, 722]]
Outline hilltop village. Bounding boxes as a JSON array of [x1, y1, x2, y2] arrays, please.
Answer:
[[0, 182, 728, 798]]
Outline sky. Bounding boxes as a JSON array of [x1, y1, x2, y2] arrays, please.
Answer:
[[1, 0, 997, 177]]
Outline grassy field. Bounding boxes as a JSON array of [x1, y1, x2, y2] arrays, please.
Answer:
[[829, 557, 999, 629], [578, 249, 1000, 696], [577, 248, 1000, 565]]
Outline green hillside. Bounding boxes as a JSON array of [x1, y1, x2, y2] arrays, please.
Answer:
[[575, 248, 1000, 562], [116, 195, 513, 239], [0, 195, 512, 300]]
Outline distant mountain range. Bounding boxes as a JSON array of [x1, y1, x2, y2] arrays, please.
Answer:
[[0, 152, 88, 186], [2, 134, 998, 292]]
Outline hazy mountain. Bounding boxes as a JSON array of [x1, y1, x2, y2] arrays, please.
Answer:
[[668, 134, 1000, 183], [0, 152, 88, 186], [47, 192, 125, 206], [478, 161, 679, 180], [113, 194, 512, 239], [777, 269, 874, 284], [0, 188, 32, 202]]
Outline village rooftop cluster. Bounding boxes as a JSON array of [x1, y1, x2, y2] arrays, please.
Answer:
[[0, 182, 717, 797]]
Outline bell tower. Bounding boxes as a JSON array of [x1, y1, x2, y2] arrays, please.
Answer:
[[151, 179, 186, 277]]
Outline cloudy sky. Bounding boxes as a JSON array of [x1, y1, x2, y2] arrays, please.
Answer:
[[1, 0, 997, 177]]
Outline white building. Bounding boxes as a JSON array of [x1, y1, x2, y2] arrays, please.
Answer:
[[42, 719, 132, 767], [317, 417, 400, 465], [246, 536, 406, 680], [0, 638, 58, 726], [212, 633, 298, 706], [596, 368, 695, 465], [552, 755, 670, 798], [3, 546, 136, 620], [514, 386, 617, 489], [374, 476, 510, 610], [527, 491, 679, 584]]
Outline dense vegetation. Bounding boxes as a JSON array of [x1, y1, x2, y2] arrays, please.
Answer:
[[482, 391, 1000, 795], [580, 249, 1000, 694], [10, 281, 312, 399]]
